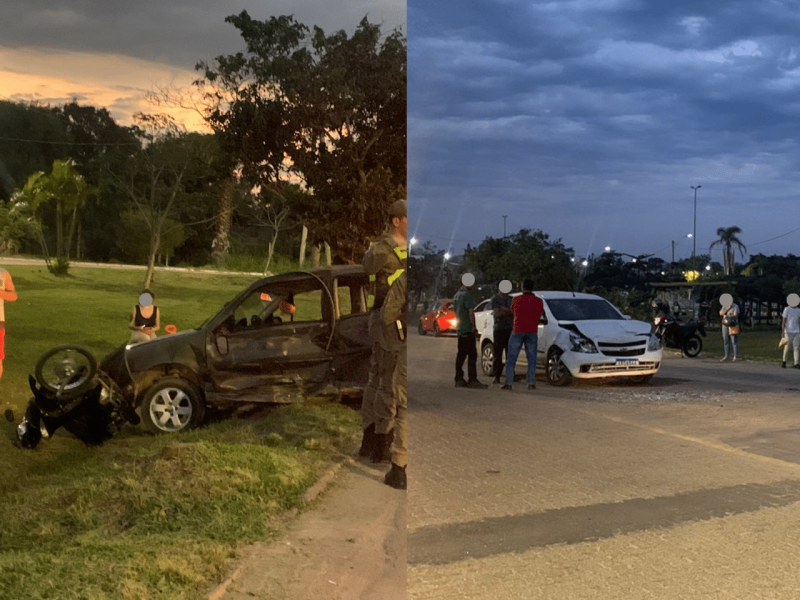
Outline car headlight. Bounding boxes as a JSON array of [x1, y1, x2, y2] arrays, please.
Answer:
[[647, 333, 661, 352], [569, 333, 598, 353]]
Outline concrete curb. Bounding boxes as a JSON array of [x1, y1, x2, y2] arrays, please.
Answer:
[[206, 457, 351, 600]]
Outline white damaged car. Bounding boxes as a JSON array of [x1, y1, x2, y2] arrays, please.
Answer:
[[479, 291, 662, 386]]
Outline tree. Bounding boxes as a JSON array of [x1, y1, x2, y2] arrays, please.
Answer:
[[196, 12, 406, 263], [710, 226, 747, 276], [464, 229, 577, 291], [0, 100, 71, 202], [408, 242, 447, 310], [109, 114, 220, 287], [13, 159, 96, 274]]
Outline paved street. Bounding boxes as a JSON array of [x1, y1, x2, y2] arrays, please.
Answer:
[[408, 334, 800, 599]]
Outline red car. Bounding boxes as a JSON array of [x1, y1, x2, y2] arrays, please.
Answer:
[[418, 299, 458, 336]]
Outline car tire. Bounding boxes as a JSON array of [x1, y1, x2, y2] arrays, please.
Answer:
[[546, 348, 571, 386], [481, 342, 494, 377], [418, 320, 427, 335], [629, 374, 654, 384], [35, 345, 98, 399], [434, 322, 442, 337], [683, 335, 703, 358], [140, 377, 206, 434]]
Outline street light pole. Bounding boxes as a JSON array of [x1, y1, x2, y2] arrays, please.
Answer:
[[690, 185, 701, 267]]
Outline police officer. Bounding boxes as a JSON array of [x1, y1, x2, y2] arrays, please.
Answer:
[[382, 270, 407, 489], [359, 199, 407, 463]]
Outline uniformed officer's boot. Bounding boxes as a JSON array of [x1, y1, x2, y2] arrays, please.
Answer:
[[358, 423, 376, 458], [371, 429, 394, 464], [384, 463, 407, 490]]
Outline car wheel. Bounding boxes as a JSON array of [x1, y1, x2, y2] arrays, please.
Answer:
[[683, 335, 703, 358], [434, 322, 442, 337], [140, 377, 206, 434], [629, 374, 653, 384], [481, 342, 494, 377], [418, 320, 427, 335], [546, 348, 571, 386], [35, 345, 98, 399]]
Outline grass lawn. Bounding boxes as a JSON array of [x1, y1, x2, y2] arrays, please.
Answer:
[[0, 265, 361, 600], [691, 323, 786, 364]]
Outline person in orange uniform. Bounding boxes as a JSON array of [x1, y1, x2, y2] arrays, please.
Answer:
[[0, 267, 18, 380]]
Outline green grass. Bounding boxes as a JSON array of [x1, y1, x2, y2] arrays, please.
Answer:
[[0, 265, 361, 600], [697, 324, 786, 363]]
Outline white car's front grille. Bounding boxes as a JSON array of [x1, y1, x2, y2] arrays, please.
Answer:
[[597, 341, 648, 357]]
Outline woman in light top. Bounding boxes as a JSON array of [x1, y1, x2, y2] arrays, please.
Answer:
[[129, 289, 160, 344]]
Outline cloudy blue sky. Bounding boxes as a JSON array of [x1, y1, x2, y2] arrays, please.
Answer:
[[0, 0, 405, 129], [408, 0, 800, 266]]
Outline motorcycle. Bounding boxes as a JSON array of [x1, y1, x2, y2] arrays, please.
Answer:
[[10, 345, 139, 449], [652, 300, 706, 358]]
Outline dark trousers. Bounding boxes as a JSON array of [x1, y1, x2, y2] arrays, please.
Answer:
[[492, 327, 512, 378], [455, 333, 478, 383]]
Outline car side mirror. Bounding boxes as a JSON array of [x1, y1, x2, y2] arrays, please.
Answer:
[[216, 335, 229, 356]]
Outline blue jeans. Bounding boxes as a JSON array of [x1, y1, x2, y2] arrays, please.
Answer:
[[721, 327, 739, 358], [505, 332, 538, 386]]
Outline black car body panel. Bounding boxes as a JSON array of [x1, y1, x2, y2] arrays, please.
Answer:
[[101, 265, 372, 407]]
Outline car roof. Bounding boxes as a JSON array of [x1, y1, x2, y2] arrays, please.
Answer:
[[507, 291, 604, 300]]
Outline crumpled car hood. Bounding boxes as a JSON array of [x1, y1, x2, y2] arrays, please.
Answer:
[[564, 319, 652, 341]]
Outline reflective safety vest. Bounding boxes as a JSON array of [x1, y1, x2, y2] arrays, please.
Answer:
[[364, 237, 407, 310]]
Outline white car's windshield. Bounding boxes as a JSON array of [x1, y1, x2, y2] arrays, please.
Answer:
[[547, 298, 624, 321]]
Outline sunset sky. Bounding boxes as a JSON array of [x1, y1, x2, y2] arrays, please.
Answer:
[[1, 1, 406, 131]]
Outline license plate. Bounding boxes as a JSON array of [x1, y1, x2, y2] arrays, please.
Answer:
[[616, 359, 639, 366]]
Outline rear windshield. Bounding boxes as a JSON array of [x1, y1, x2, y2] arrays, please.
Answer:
[[547, 298, 624, 321]]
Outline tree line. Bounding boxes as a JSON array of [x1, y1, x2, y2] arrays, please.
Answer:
[[0, 13, 406, 286], [409, 226, 800, 324]]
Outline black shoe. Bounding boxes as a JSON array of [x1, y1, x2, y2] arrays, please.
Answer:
[[492, 376, 501, 384], [455, 379, 468, 388], [527, 384, 536, 390], [358, 423, 376, 458], [466, 379, 488, 389], [501, 384, 512, 390], [371, 429, 394, 464], [782, 362, 787, 368], [794, 364, 800, 370], [384, 463, 407, 490]]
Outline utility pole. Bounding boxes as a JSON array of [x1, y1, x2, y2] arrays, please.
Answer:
[[690, 185, 701, 268], [502, 215, 507, 238]]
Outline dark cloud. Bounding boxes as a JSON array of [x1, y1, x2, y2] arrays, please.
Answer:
[[409, 0, 800, 260], [0, 0, 405, 69]]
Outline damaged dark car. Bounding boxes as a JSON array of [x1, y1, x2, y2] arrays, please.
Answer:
[[17, 266, 372, 445]]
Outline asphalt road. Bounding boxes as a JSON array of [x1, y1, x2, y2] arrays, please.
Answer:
[[408, 334, 800, 599]]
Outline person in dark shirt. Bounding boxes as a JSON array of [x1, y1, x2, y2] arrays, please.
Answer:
[[490, 280, 514, 384], [452, 273, 488, 389], [502, 279, 544, 391], [129, 289, 160, 344]]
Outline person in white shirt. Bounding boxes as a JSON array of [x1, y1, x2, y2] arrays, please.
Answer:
[[781, 293, 800, 368]]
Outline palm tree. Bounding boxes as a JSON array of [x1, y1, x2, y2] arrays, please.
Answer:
[[710, 226, 747, 276]]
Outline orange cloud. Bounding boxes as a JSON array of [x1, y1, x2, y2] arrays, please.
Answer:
[[0, 46, 210, 132]]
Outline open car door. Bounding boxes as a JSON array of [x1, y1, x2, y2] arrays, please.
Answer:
[[205, 272, 335, 402]]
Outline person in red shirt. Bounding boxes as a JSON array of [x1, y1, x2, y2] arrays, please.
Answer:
[[0, 267, 18, 381], [502, 278, 544, 390]]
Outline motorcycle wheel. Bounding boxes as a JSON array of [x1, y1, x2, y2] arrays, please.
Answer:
[[35, 345, 98, 399], [683, 335, 703, 358]]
